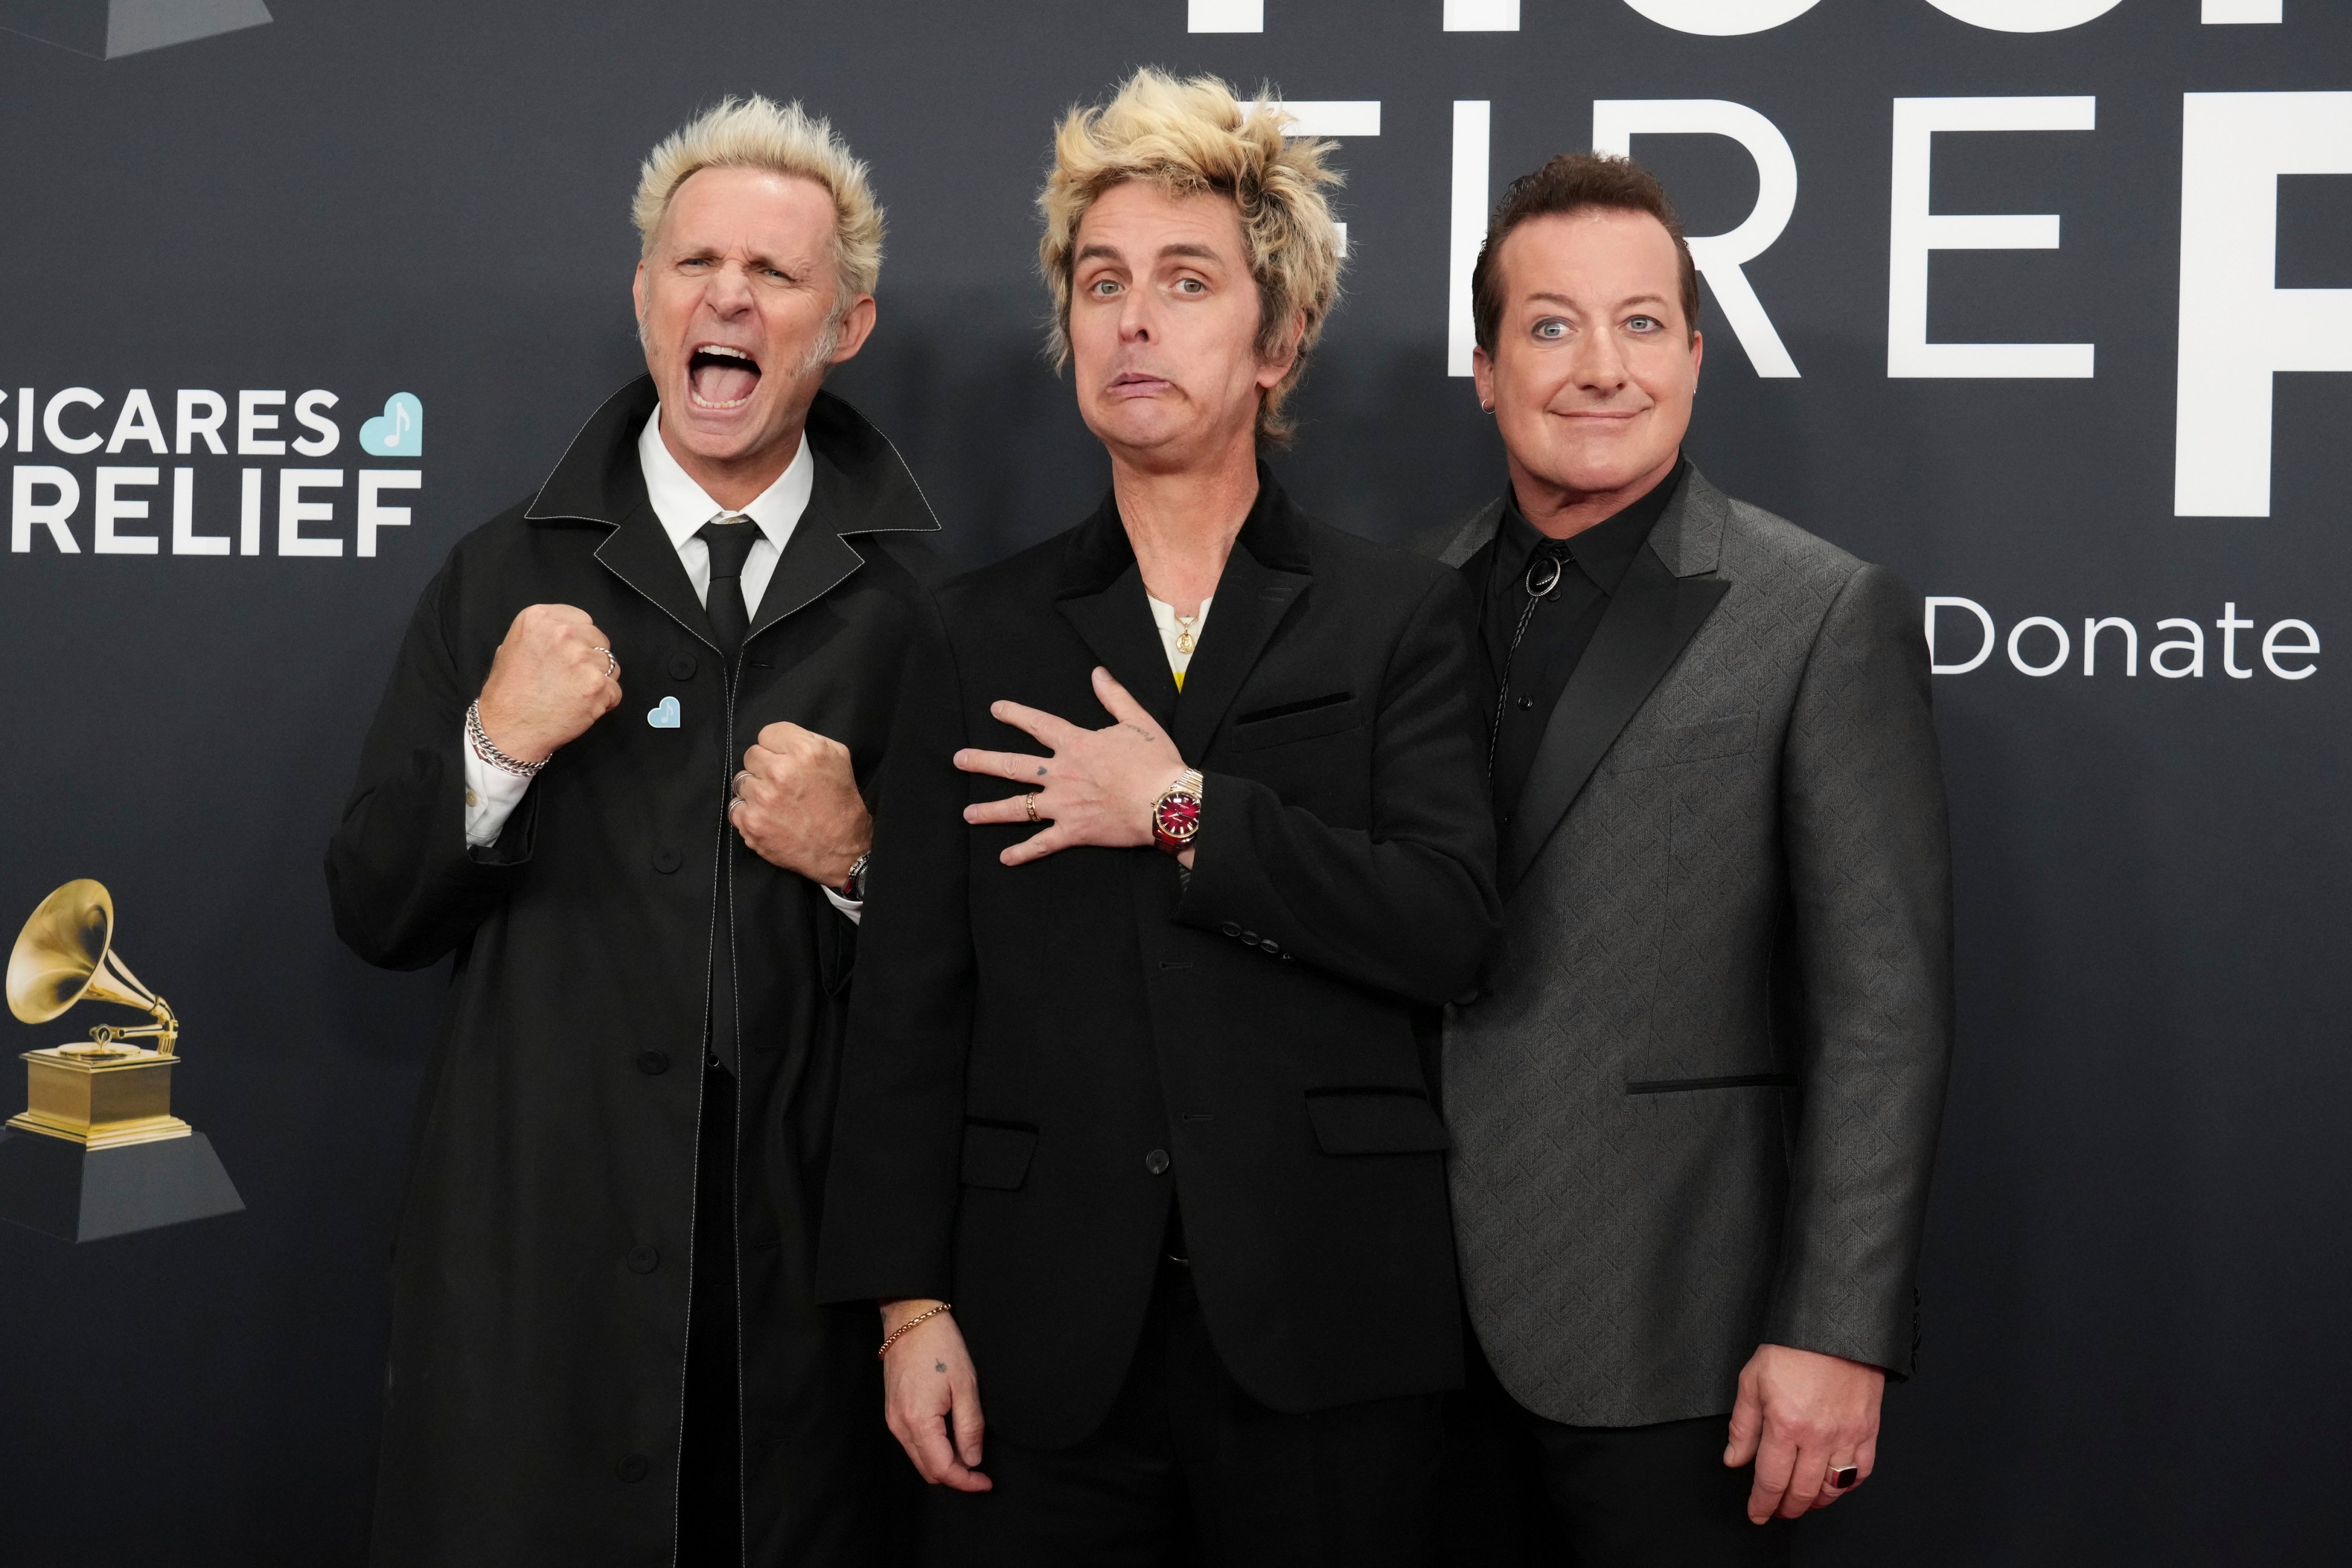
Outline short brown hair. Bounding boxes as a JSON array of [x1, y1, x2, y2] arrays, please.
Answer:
[[1470, 153, 1699, 355], [1038, 68, 1345, 448]]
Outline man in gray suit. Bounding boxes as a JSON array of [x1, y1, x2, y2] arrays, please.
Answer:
[[1434, 153, 1952, 1565]]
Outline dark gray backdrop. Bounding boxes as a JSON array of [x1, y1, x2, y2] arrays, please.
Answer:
[[1, 1, 2345, 1563]]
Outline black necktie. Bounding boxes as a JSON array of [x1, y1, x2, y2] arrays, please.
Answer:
[[696, 517, 758, 661], [697, 517, 758, 1078]]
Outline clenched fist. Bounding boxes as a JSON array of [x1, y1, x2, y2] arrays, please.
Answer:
[[730, 722, 872, 888], [474, 604, 623, 764]]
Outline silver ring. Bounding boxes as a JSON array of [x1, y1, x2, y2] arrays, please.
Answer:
[[591, 645, 618, 680], [732, 769, 752, 800], [1829, 1465, 1859, 1490]]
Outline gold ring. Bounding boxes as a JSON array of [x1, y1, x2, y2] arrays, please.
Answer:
[[1024, 792, 1039, 822]]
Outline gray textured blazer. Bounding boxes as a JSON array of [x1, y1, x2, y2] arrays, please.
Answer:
[[1436, 466, 1953, 1428]]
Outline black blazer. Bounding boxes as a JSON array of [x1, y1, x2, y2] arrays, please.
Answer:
[[818, 475, 1500, 1447]]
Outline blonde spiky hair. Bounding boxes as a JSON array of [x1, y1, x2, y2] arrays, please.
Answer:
[[1039, 68, 1345, 447], [632, 95, 885, 303]]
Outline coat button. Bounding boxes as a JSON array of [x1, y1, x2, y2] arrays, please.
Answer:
[[652, 847, 682, 874], [616, 1453, 651, 1484], [1259, 938, 1281, 955], [668, 651, 698, 680], [637, 1050, 669, 1076], [1144, 1149, 1171, 1176], [1517, 695, 1536, 710], [626, 1245, 660, 1275], [1220, 922, 1241, 938], [1239, 931, 1258, 946]]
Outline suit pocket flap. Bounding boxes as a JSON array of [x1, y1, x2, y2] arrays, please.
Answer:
[[959, 1122, 1038, 1190], [1228, 693, 1361, 751], [1306, 1090, 1451, 1155], [1607, 713, 1757, 773]]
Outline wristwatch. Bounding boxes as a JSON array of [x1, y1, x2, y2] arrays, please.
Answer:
[[1151, 770, 1205, 855], [838, 853, 869, 903]]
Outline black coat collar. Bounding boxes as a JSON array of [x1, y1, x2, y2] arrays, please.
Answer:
[[523, 375, 939, 656], [1053, 466, 1315, 758]]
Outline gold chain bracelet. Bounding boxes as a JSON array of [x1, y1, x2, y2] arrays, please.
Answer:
[[877, 1302, 952, 1361]]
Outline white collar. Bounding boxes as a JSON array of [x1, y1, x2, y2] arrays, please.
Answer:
[[636, 407, 815, 554]]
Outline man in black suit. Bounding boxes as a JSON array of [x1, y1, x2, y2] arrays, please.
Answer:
[[1433, 154, 1953, 1565], [817, 69, 1499, 1565]]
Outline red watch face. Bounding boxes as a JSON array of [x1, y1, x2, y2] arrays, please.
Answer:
[[1153, 792, 1201, 846]]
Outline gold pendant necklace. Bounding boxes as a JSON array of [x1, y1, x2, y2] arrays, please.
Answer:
[[1173, 615, 1197, 655]]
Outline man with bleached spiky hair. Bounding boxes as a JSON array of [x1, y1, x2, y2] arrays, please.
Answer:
[[330, 95, 944, 1567], [821, 69, 1497, 1563]]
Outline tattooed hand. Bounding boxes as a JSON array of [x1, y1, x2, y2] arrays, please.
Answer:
[[878, 1299, 990, 1493], [955, 666, 1193, 868]]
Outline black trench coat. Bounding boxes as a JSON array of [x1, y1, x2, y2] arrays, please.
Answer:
[[327, 377, 945, 1567]]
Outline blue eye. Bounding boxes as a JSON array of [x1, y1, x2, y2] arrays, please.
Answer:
[[1534, 318, 1568, 340], [1627, 315, 1661, 332]]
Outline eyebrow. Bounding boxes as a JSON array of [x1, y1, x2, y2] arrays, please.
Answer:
[[1075, 241, 1226, 265], [1525, 290, 1672, 311], [676, 246, 799, 277]]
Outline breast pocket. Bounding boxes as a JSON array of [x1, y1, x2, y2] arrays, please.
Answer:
[[1606, 713, 1757, 773], [1227, 691, 1361, 752]]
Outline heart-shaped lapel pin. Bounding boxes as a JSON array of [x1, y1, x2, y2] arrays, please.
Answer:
[[647, 696, 681, 729]]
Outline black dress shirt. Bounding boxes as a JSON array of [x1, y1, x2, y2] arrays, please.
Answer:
[[1481, 458, 1689, 827]]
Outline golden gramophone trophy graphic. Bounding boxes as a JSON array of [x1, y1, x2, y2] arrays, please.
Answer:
[[0, 878, 243, 1242]]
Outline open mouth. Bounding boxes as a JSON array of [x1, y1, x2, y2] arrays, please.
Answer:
[[687, 343, 761, 409]]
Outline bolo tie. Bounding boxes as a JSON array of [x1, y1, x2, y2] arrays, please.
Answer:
[[1487, 541, 1573, 779]]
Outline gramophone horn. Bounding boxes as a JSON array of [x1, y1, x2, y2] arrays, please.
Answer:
[[6, 878, 176, 1052]]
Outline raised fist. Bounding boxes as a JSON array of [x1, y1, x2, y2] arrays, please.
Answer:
[[474, 604, 623, 764], [730, 721, 871, 888]]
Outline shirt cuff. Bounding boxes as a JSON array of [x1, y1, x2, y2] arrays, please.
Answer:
[[822, 885, 864, 925], [462, 723, 533, 847]]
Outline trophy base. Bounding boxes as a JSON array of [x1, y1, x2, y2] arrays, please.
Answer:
[[16, 1044, 185, 1147], [0, 1125, 243, 1242]]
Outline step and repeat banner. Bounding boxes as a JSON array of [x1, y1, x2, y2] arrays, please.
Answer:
[[1, 1, 2344, 1562]]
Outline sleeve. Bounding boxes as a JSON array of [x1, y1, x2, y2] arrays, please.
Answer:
[[814, 591, 970, 1304], [1171, 570, 1502, 1007], [324, 557, 539, 971], [1761, 563, 1955, 1377], [462, 722, 533, 846]]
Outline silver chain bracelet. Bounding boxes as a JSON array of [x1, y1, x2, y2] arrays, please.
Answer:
[[466, 699, 548, 779]]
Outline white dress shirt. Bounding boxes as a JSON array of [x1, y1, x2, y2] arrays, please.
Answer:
[[462, 409, 857, 913], [1146, 593, 1212, 688]]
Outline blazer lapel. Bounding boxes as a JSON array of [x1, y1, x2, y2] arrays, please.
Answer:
[[1498, 475, 1733, 897], [593, 496, 720, 652], [1171, 540, 1310, 762], [1055, 505, 1179, 729], [745, 473, 866, 643], [524, 375, 718, 648], [1435, 497, 1504, 569]]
